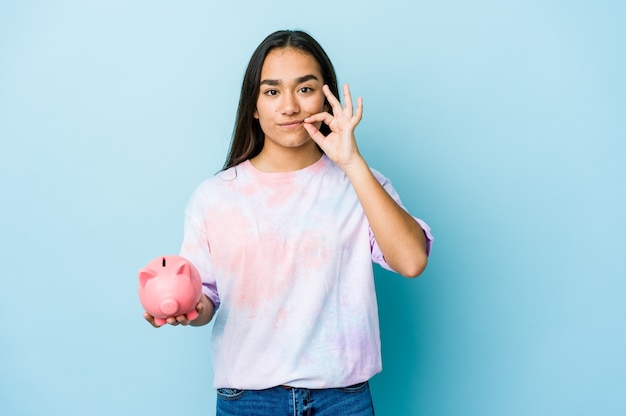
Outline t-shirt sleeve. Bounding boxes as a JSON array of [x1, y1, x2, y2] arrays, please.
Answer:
[[369, 169, 434, 272], [179, 209, 221, 310]]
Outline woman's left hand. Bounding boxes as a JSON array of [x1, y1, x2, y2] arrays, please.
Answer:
[[303, 84, 363, 170]]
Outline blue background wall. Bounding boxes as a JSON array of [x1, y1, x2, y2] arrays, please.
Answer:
[[1, 1, 624, 415]]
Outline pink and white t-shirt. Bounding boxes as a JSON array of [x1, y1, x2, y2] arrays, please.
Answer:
[[180, 155, 432, 389]]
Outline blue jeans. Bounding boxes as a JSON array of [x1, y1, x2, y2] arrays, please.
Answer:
[[216, 381, 375, 416]]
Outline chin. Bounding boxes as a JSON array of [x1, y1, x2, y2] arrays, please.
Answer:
[[274, 136, 313, 149]]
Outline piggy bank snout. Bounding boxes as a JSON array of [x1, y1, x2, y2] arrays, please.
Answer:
[[160, 298, 181, 316]]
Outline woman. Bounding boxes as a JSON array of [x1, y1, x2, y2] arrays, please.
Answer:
[[144, 29, 433, 416]]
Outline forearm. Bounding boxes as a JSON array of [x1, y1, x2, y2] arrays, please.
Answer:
[[343, 157, 428, 278], [190, 294, 216, 326]]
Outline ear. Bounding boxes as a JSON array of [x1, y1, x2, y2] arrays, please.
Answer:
[[253, 108, 259, 119], [175, 262, 190, 277], [138, 269, 157, 288]]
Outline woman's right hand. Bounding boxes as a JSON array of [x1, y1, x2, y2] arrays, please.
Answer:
[[143, 294, 215, 328]]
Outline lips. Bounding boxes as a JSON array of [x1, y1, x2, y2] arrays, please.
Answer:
[[278, 120, 304, 128]]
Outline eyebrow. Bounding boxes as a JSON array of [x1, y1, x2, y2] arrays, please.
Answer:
[[260, 74, 320, 86]]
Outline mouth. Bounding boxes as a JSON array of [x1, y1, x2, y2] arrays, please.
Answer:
[[278, 120, 304, 128]]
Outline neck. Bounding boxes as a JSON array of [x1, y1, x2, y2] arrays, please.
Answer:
[[250, 142, 323, 172]]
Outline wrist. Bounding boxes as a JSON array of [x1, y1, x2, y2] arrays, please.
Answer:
[[340, 155, 368, 179], [190, 294, 215, 326]]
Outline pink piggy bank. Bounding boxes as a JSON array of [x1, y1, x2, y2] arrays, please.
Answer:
[[138, 255, 202, 327]]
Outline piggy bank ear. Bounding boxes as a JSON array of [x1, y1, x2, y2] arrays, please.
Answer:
[[175, 262, 190, 277], [138, 268, 157, 287]]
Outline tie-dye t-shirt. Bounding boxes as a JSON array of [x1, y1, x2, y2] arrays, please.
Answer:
[[180, 155, 433, 389]]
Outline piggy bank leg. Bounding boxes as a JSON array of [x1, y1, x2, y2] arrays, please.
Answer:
[[186, 309, 199, 322], [154, 317, 167, 327]]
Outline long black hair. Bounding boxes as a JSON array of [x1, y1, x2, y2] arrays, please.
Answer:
[[223, 30, 339, 170]]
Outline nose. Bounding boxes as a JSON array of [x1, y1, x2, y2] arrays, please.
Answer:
[[279, 92, 299, 115]]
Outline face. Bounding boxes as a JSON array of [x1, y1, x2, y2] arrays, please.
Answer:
[[254, 47, 327, 152]]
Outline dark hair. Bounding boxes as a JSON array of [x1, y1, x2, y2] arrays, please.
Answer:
[[223, 30, 339, 170]]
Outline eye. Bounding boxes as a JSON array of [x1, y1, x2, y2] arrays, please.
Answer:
[[264, 89, 278, 96], [299, 87, 313, 93]]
